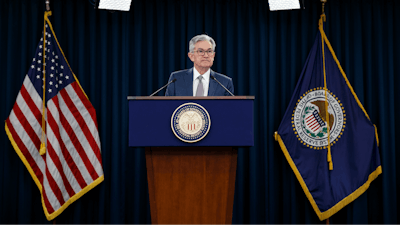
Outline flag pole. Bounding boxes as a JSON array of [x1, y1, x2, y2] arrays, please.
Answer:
[[45, 2, 54, 223], [321, 0, 327, 15], [319, 0, 333, 171], [320, 0, 331, 222], [39, 2, 52, 156]]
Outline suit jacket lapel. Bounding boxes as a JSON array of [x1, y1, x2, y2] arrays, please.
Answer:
[[208, 70, 217, 96], [184, 68, 194, 96]]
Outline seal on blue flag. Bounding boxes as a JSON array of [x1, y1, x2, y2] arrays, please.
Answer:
[[292, 88, 346, 149], [171, 102, 211, 143]]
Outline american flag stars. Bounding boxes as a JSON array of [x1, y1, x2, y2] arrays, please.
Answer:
[[29, 25, 75, 102]]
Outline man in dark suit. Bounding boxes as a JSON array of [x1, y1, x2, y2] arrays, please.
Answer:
[[165, 34, 234, 96]]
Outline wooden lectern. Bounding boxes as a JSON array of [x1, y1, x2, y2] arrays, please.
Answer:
[[128, 96, 254, 224]]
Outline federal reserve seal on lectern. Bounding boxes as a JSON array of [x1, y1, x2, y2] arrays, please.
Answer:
[[171, 102, 211, 143]]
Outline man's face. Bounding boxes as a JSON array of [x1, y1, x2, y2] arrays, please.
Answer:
[[188, 40, 215, 71]]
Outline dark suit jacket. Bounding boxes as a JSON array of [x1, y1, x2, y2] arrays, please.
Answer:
[[165, 68, 234, 96]]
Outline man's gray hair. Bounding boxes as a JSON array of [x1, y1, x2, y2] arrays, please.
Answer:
[[189, 34, 216, 53]]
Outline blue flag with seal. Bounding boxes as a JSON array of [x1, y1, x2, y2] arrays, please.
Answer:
[[274, 15, 382, 221]]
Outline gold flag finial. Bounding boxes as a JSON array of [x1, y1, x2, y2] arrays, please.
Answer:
[[321, 0, 327, 15], [45, 0, 50, 11]]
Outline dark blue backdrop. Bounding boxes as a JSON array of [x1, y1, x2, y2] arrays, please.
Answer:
[[0, 0, 398, 223]]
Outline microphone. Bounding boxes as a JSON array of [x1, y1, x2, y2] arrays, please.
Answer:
[[210, 75, 234, 96], [149, 78, 177, 96]]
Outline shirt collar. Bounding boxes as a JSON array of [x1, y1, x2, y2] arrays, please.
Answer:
[[193, 67, 210, 82]]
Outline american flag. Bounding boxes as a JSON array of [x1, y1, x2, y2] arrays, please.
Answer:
[[5, 13, 104, 221]]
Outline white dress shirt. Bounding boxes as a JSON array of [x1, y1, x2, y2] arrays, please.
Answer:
[[193, 67, 210, 96]]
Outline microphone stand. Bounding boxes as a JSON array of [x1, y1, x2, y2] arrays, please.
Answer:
[[150, 79, 177, 96], [210, 75, 234, 96]]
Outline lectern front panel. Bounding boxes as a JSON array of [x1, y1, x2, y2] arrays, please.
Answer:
[[128, 97, 254, 147]]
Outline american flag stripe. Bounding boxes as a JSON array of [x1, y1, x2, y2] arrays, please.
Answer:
[[42, 187, 55, 214], [47, 101, 81, 194], [12, 95, 47, 159], [47, 97, 88, 191], [63, 85, 102, 170], [7, 110, 46, 176], [48, 96, 92, 189], [45, 123, 75, 203], [42, 171, 61, 212], [54, 96, 95, 185], [20, 85, 42, 125], [6, 15, 103, 220], [69, 83, 102, 156], [46, 142, 75, 199], [23, 76, 44, 114], [6, 117, 44, 184], [47, 132, 82, 196], [19, 77, 45, 147], [55, 112, 94, 185], [71, 82, 99, 131], [12, 101, 42, 151], [63, 85, 101, 150], [44, 162, 65, 206], [59, 88, 102, 179]]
